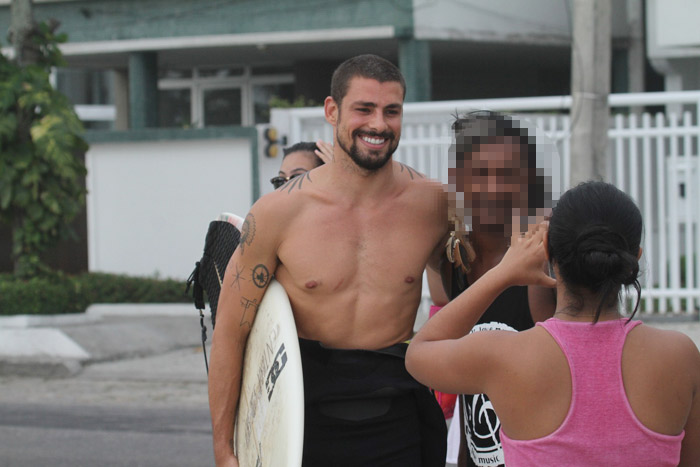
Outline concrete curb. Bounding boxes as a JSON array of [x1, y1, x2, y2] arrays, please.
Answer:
[[86, 303, 205, 318], [0, 313, 101, 329], [0, 303, 204, 329], [0, 328, 90, 360], [0, 307, 204, 378], [0, 358, 83, 378]]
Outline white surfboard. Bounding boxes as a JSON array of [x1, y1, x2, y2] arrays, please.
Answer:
[[235, 279, 304, 467]]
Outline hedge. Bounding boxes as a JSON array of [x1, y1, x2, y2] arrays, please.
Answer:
[[0, 272, 190, 315]]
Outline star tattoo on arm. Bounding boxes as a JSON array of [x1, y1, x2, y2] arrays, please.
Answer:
[[230, 263, 246, 290]]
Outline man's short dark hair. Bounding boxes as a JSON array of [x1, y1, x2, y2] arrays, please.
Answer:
[[283, 141, 324, 167], [330, 54, 406, 105]]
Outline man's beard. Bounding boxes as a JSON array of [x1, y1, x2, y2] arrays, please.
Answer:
[[337, 129, 398, 171]]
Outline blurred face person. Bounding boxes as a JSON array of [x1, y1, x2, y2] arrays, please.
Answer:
[[450, 112, 548, 238], [458, 138, 530, 234]]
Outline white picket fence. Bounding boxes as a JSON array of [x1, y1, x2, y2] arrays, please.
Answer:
[[270, 91, 700, 316]]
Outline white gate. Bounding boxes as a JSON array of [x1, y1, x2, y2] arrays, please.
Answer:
[[270, 91, 700, 316]]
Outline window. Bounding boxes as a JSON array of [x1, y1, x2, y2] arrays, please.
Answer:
[[55, 68, 114, 129], [203, 88, 242, 126], [159, 89, 192, 128], [253, 82, 295, 124], [158, 66, 294, 127]]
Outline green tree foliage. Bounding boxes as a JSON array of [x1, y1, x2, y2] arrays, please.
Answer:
[[0, 22, 88, 277]]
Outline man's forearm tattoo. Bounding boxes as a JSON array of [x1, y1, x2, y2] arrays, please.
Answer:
[[251, 264, 270, 288], [282, 172, 312, 194], [239, 296, 259, 329], [239, 213, 256, 254]]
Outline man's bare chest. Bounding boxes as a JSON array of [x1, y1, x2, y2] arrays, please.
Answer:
[[277, 204, 437, 291]]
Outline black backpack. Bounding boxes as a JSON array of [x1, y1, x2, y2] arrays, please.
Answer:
[[186, 220, 241, 371]]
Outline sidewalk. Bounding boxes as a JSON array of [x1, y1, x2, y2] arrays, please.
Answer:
[[1, 306, 699, 379], [0, 304, 207, 378]]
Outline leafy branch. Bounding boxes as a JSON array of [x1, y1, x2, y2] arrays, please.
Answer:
[[0, 20, 88, 277]]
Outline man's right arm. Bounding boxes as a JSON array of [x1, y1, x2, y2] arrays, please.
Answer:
[[208, 202, 279, 466]]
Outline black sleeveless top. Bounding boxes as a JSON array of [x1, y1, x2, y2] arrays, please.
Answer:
[[449, 267, 534, 332], [450, 266, 534, 467]]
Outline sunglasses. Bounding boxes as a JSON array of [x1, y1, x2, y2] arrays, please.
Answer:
[[270, 173, 302, 189]]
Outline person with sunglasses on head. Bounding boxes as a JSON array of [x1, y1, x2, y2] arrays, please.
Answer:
[[270, 142, 328, 190], [208, 54, 449, 467], [408, 181, 700, 467], [216, 143, 329, 232]]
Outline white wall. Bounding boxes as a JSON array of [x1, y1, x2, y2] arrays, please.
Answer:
[[646, 0, 700, 92], [647, 0, 700, 59], [413, 0, 569, 44], [86, 138, 253, 280], [649, 0, 700, 50], [412, 0, 630, 45]]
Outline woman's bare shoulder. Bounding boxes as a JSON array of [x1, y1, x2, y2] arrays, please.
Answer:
[[629, 323, 700, 368]]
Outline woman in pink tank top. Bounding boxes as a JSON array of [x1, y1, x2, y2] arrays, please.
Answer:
[[407, 181, 700, 466]]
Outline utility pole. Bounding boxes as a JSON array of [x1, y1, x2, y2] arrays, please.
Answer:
[[627, 0, 645, 114], [569, 0, 612, 186], [8, 0, 38, 154], [9, 0, 38, 66]]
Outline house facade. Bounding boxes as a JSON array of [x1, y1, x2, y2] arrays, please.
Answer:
[[0, 0, 689, 278], [0, 0, 661, 132]]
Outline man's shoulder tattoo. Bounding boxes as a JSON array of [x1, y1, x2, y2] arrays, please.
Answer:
[[399, 162, 425, 180], [281, 172, 312, 194]]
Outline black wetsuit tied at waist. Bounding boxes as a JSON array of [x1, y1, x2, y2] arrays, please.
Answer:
[[299, 338, 447, 467]]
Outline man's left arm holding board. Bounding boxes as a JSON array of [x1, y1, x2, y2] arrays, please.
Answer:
[[208, 197, 281, 466]]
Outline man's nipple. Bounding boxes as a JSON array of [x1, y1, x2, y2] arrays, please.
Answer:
[[305, 280, 319, 289], [404, 276, 415, 284]]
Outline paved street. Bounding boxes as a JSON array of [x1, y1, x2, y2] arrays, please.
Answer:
[[0, 308, 697, 467], [0, 345, 214, 466], [0, 402, 213, 467]]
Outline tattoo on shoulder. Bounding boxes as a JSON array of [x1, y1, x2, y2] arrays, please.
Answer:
[[251, 264, 270, 288], [239, 213, 256, 254], [399, 163, 424, 180], [240, 296, 260, 329], [282, 172, 312, 194]]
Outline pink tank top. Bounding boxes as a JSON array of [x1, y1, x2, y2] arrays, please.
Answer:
[[500, 318, 684, 467]]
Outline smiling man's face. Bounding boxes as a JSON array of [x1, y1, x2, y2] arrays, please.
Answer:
[[333, 76, 403, 171]]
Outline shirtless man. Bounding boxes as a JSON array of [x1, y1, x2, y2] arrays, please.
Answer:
[[208, 55, 448, 466]]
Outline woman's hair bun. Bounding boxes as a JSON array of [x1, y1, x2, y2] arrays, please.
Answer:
[[572, 225, 638, 286], [547, 181, 643, 320]]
